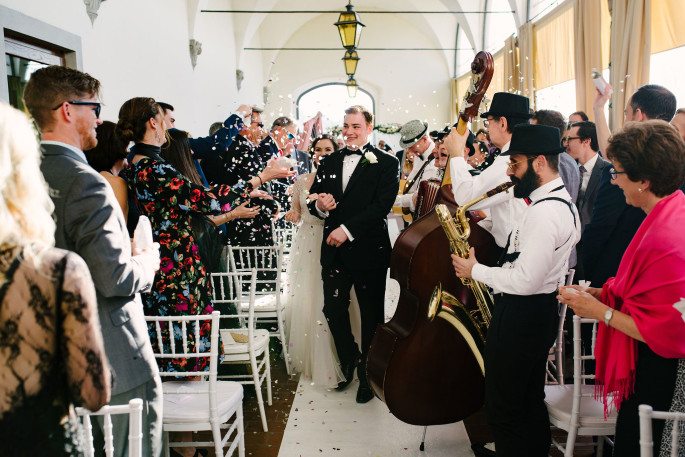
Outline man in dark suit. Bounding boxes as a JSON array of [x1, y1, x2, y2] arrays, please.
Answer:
[[584, 84, 678, 287], [307, 105, 399, 404], [564, 121, 609, 280], [24, 66, 163, 457]]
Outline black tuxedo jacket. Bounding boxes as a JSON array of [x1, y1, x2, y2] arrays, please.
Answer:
[[308, 145, 399, 271], [582, 165, 645, 287]]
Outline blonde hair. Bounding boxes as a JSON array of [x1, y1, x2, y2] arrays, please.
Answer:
[[0, 102, 55, 257]]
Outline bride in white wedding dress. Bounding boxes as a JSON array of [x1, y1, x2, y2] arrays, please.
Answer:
[[284, 135, 361, 388]]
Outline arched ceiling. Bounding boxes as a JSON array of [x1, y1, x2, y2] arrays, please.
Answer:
[[197, 0, 559, 78]]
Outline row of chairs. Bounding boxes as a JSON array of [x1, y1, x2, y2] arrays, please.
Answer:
[[74, 223, 300, 456], [543, 269, 685, 456]]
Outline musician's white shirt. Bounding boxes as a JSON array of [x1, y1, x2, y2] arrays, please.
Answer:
[[471, 178, 581, 295], [450, 141, 527, 247]]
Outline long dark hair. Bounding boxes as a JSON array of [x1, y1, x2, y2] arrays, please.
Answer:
[[85, 121, 128, 173], [159, 129, 203, 185], [311, 134, 340, 154]]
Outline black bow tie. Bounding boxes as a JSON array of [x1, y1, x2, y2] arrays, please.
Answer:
[[343, 147, 363, 156]]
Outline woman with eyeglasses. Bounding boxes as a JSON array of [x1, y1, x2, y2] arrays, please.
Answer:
[[558, 121, 685, 456]]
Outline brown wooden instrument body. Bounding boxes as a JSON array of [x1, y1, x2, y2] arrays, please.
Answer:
[[367, 187, 500, 425], [367, 50, 496, 426]]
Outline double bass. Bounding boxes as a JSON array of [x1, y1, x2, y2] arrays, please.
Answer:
[[366, 51, 499, 425]]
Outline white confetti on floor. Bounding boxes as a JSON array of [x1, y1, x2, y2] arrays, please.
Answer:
[[277, 374, 473, 457]]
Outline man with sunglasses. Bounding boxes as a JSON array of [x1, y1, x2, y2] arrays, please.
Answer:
[[451, 124, 580, 457], [23, 66, 163, 457], [446, 92, 531, 249]]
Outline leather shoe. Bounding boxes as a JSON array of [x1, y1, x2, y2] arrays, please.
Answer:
[[470, 442, 496, 457], [356, 384, 375, 403], [336, 357, 358, 391]]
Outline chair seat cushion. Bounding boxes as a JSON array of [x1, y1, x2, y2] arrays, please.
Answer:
[[545, 385, 618, 429], [163, 380, 243, 424], [239, 294, 285, 312], [220, 328, 270, 360]]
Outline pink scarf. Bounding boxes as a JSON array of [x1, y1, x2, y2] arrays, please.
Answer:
[[596, 191, 685, 416]]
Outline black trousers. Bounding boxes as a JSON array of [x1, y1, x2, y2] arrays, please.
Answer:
[[321, 263, 387, 385], [613, 342, 679, 456], [484, 292, 559, 457]]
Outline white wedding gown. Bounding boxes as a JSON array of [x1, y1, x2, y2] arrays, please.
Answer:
[[285, 174, 362, 388]]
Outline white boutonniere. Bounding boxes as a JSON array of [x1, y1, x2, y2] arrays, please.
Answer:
[[362, 151, 378, 165], [674, 297, 685, 323]]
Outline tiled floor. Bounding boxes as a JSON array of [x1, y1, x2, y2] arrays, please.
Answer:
[[206, 275, 602, 457], [277, 376, 472, 457]]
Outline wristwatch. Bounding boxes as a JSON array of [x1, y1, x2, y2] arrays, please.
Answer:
[[604, 308, 615, 327]]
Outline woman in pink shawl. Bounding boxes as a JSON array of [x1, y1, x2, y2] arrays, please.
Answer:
[[559, 121, 685, 456]]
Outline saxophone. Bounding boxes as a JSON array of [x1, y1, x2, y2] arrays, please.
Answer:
[[428, 181, 514, 375]]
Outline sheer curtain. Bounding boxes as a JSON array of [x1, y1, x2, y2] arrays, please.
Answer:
[[518, 22, 536, 109], [608, 0, 651, 131], [503, 35, 519, 94], [574, 0, 603, 120]]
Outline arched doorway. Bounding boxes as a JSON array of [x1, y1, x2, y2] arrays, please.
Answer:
[[296, 83, 375, 136]]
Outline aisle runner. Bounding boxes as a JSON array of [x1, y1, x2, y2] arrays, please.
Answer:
[[277, 375, 472, 457]]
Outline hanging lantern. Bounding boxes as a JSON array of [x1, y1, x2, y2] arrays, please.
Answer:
[[342, 49, 360, 76], [346, 76, 359, 98], [334, 2, 365, 49]]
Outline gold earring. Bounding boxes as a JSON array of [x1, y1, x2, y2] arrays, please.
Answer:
[[638, 188, 643, 192]]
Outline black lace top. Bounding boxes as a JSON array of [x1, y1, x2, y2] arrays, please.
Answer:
[[0, 247, 110, 456]]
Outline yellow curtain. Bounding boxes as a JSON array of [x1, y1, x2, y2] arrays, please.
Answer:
[[485, 50, 505, 103], [574, 0, 603, 120], [450, 78, 459, 124], [651, 0, 685, 54], [518, 22, 536, 109], [608, 0, 651, 130], [456, 73, 470, 109], [535, 3, 575, 91], [503, 35, 519, 93], [601, 0, 611, 69]]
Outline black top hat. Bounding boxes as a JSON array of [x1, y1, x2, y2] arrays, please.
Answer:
[[501, 124, 567, 156], [480, 92, 534, 119]]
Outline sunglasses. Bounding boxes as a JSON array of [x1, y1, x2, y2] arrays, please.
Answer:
[[507, 156, 536, 171], [286, 132, 295, 140], [52, 101, 102, 119]]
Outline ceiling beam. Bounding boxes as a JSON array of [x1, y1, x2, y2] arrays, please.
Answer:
[[244, 47, 473, 51], [201, 9, 515, 14]]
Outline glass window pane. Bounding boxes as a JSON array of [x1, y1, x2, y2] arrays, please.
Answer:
[[6, 55, 49, 111]]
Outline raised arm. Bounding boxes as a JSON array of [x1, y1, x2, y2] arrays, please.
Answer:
[[592, 85, 613, 154]]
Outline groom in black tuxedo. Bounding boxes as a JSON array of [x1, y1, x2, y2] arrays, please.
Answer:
[[307, 105, 399, 403]]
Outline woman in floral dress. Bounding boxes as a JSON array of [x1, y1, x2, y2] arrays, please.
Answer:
[[118, 98, 293, 373]]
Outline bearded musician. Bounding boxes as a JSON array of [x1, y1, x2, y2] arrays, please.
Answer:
[[448, 123, 580, 457]]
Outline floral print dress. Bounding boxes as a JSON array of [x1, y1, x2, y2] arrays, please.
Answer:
[[126, 146, 252, 373]]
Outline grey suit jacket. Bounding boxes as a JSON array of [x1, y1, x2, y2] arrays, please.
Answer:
[[40, 143, 158, 395], [578, 155, 610, 232]]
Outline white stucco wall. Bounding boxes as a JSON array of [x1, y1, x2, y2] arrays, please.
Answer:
[[0, 0, 258, 138]]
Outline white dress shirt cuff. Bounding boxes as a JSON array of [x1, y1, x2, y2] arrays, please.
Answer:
[[340, 224, 354, 241], [315, 203, 329, 218]]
